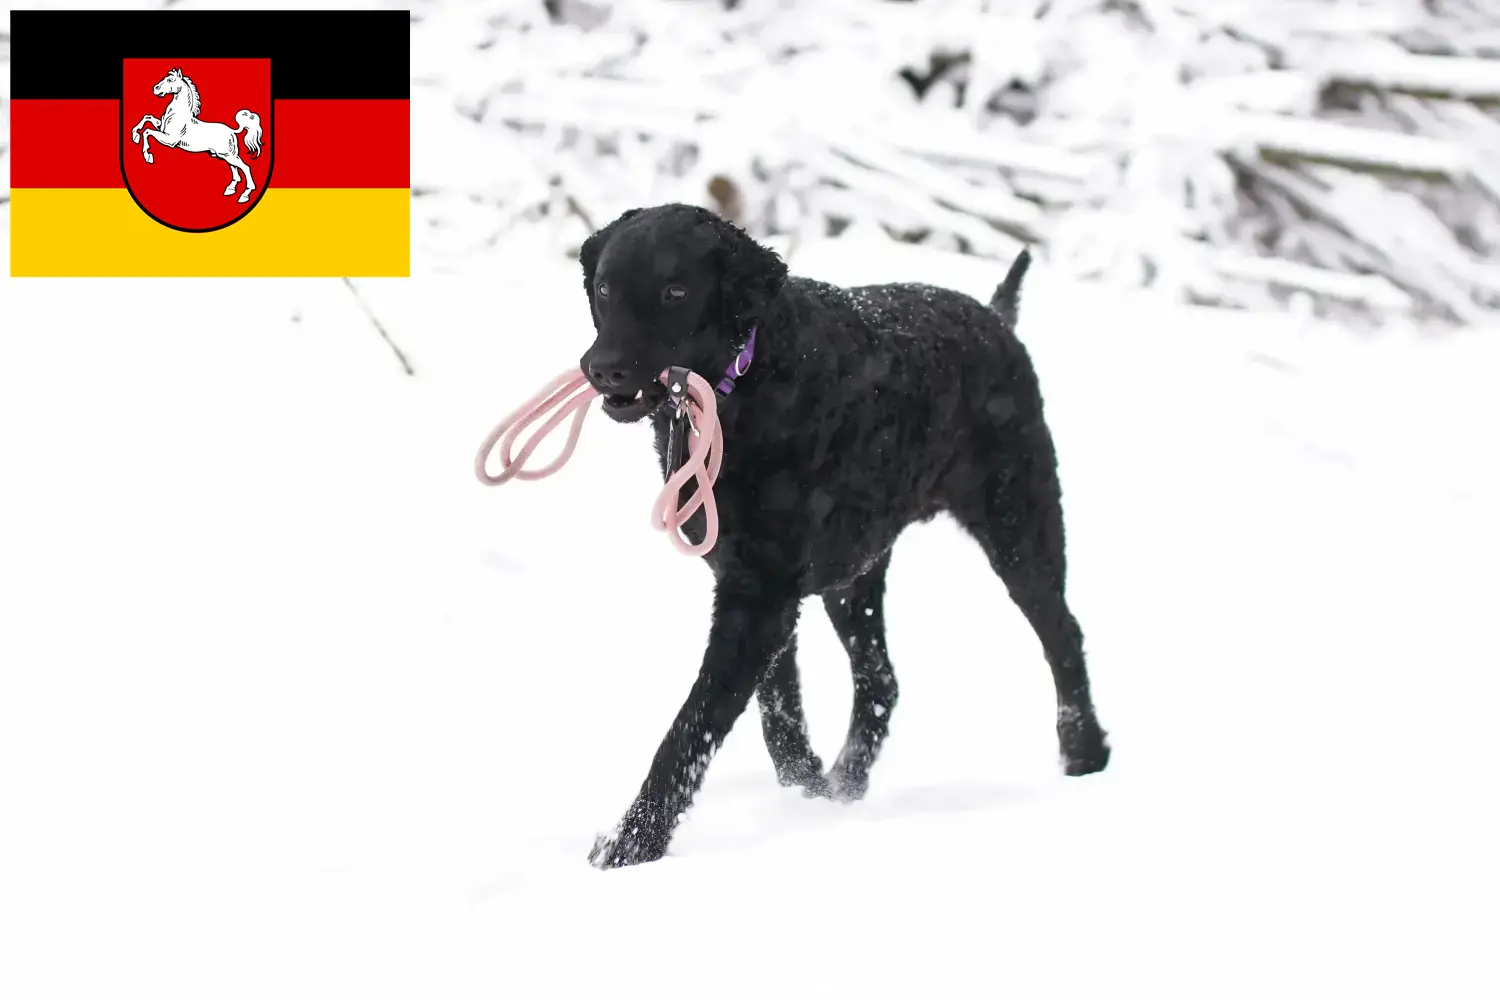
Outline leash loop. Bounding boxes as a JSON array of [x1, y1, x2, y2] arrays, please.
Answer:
[[473, 370, 595, 486], [475, 367, 725, 557]]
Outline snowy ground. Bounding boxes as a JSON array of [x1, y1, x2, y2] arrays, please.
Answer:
[[2, 213, 1499, 997]]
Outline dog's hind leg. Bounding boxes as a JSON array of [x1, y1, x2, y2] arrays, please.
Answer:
[[952, 444, 1110, 776], [755, 635, 828, 794], [588, 584, 801, 868], [820, 550, 898, 802]]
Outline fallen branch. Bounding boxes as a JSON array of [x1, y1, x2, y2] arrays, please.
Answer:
[[1388, 95, 1500, 205], [828, 129, 1045, 242], [809, 150, 1025, 260], [1234, 111, 1473, 178], [1205, 247, 1412, 310], [1315, 50, 1500, 101], [342, 278, 415, 377], [1249, 159, 1492, 323]]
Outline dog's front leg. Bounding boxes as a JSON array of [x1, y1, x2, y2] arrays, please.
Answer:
[[589, 585, 800, 869]]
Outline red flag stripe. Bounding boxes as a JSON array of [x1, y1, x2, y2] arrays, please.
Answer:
[[277, 100, 409, 188], [11, 100, 119, 187], [10, 98, 408, 189]]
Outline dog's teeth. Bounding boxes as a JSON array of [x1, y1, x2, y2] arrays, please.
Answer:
[[633, 389, 642, 401]]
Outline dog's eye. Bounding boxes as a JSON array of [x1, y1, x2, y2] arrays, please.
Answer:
[[663, 285, 688, 303], [596, 282, 609, 299]]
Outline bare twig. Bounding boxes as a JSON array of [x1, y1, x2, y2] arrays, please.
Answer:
[[342, 277, 415, 377]]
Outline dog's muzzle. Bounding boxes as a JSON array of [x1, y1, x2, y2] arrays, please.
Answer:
[[585, 354, 667, 422], [597, 382, 668, 422]]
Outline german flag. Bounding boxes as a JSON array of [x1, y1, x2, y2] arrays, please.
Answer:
[[9, 9, 410, 277]]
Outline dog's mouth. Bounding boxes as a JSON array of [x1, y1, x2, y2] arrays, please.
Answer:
[[599, 381, 668, 423]]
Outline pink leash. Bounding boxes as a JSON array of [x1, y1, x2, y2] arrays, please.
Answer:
[[474, 368, 724, 557]]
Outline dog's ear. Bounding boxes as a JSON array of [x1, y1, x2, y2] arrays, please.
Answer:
[[579, 208, 642, 296], [713, 217, 787, 334]]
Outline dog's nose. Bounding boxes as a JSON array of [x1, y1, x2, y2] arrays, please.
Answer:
[[587, 359, 632, 392]]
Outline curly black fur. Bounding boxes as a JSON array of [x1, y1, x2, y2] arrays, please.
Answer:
[[578, 204, 1110, 869]]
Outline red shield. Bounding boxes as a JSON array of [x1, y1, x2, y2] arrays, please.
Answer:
[[121, 58, 273, 232]]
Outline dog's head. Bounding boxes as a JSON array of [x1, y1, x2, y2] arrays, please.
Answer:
[[578, 204, 787, 422]]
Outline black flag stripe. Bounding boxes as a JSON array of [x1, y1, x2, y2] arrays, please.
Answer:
[[10, 9, 410, 100]]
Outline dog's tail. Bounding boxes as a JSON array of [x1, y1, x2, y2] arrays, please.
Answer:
[[989, 248, 1032, 331]]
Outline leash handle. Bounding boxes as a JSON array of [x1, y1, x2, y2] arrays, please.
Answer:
[[473, 370, 596, 486], [474, 367, 724, 558]]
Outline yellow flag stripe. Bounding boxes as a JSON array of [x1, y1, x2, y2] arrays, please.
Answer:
[[10, 187, 410, 277]]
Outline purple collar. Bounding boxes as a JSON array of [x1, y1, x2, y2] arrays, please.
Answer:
[[715, 326, 757, 396]]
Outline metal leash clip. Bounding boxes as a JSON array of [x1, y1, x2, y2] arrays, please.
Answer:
[[665, 366, 695, 477], [666, 366, 698, 435]]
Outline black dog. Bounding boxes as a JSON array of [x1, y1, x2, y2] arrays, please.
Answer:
[[578, 204, 1109, 868]]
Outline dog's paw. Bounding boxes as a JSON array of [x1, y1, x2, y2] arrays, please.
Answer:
[[1058, 707, 1110, 776], [795, 772, 833, 799], [774, 755, 827, 794], [588, 821, 668, 870], [824, 764, 870, 803], [1063, 741, 1110, 776]]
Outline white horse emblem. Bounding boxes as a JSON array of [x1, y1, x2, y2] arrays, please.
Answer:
[[130, 67, 263, 204]]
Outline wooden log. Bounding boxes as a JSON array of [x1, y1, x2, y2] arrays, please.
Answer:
[[1206, 249, 1413, 310], [1389, 95, 1500, 205], [1313, 50, 1500, 101], [1233, 111, 1472, 178], [1189, 0, 1422, 41], [1249, 158, 1492, 323]]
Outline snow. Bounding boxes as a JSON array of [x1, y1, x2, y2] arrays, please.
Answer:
[[3, 226, 1499, 996], [4, 0, 1500, 994], [400, 0, 1500, 323]]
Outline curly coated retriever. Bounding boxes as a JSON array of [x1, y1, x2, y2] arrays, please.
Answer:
[[577, 204, 1109, 868]]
